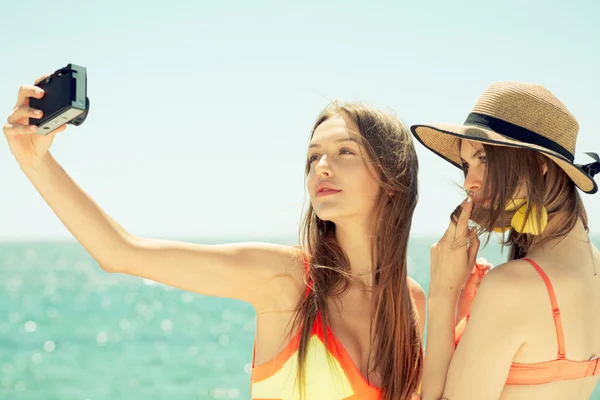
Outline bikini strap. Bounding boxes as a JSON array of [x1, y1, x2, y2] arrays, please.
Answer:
[[522, 258, 566, 359], [303, 253, 312, 298]]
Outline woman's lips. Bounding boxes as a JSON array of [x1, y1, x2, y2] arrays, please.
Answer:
[[316, 189, 341, 197]]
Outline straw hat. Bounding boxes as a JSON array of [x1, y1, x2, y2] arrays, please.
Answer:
[[410, 81, 599, 194]]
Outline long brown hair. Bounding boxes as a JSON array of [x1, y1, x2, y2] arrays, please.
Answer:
[[291, 101, 422, 400], [468, 144, 588, 260]]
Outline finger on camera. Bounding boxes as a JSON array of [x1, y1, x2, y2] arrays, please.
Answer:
[[7, 106, 43, 124], [15, 85, 44, 108], [2, 122, 38, 135]]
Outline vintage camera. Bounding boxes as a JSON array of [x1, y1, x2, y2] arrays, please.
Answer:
[[29, 63, 89, 135]]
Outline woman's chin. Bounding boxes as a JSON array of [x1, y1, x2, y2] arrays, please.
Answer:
[[314, 211, 337, 223], [313, 207, 345, 225]]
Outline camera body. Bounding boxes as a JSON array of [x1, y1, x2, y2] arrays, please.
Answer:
[[29, 63, 89, 136]]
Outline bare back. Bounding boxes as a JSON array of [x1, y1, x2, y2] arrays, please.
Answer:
[[500, 239, 600, 399]]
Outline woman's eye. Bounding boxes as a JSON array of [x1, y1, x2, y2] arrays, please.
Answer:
[[462, 162, 469, 174], [308, 154, 320, 163], [340, 148, 355, 155], [479, 155, 487, 163]]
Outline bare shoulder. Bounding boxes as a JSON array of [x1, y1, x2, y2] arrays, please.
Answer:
[[408, 277, 426, 339], [477, 260, 527, 296], [408, 276, 425, 303], [241, 242, 307, 284], [471, 259, 542, 322], [480, 258, 544, 293], [237, 242, 305, 270], [240, 242, 308, 308]]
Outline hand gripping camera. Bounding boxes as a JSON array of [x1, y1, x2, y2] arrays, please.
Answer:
[[29, 63, 90, 135]]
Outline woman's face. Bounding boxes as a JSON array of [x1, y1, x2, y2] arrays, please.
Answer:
[[460, 140, 487, 204], [306, 115, 380, 224], [460, 140, 527, 206]]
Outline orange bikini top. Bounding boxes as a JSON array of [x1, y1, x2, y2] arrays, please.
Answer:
[[455, 258, 600, 385]]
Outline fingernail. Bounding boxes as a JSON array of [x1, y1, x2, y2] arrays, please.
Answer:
[[29, 125, 37, 131], [467, 196, 472, 203], [35, 88, 43, 95], [33, 109, 42, 115]]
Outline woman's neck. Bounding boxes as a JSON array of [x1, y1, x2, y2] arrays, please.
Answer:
[[335, 219, 375, 288], [528, 212, 589, 255]]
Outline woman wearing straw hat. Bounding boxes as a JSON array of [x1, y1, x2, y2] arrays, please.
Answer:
[[410, 81, 600, 400]]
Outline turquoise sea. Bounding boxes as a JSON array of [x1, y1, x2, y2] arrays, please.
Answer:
[[1, 237, 599, 399]]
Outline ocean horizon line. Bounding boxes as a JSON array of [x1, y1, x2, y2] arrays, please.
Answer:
[[1, 234, 598, 245]]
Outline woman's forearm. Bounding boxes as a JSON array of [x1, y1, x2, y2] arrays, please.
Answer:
[[21, 152, 133, 272], [421, 293, 459, 400]]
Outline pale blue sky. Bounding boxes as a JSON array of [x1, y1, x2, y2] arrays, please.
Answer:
[[1, 0, 598, 241]]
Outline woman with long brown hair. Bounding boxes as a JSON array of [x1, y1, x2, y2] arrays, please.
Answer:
[[411, 81, 600, 400], [3, 74, 426, 399]]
